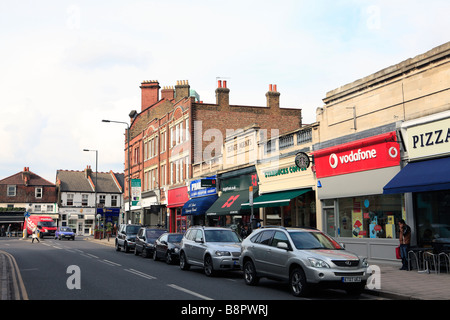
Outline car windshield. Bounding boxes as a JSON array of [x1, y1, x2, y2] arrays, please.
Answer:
[[289, 231, 343, 250], [168, 234, 183, 243], [126, 225, 141, 234], [60, 227, 72, 232], [146, 229, 166, 239], [204, 230, 241, 243], [38, 221, 56, 227]]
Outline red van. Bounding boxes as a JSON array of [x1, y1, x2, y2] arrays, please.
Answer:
[[24, 215, 57, 239]]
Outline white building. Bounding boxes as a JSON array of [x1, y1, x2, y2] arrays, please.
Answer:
[[56, 166, 124, 235]]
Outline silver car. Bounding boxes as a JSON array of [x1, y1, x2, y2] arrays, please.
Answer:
[[239, 226, 370, 297], [179, 226, 242, 276]]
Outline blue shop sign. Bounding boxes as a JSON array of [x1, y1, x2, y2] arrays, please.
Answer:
[[190, 176, 217, 198]]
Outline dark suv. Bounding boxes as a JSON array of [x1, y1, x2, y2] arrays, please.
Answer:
[[135, 227, 167, 258], [115, 224, 141, 253]]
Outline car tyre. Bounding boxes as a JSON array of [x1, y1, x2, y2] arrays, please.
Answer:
[[289, 267, 309, 297], [134, 247, 140, 256], [243, 260, 259, 286], [165, 252, 173, 265], [180, 251, 190, 271], [204, 255, 215, 277], [115, 241, 121, 251]]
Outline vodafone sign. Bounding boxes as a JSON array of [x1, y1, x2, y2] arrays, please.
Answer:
[[314, 132, 400, 178]]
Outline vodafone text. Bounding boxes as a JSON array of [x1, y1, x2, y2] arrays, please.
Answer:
[[330, 148, 376, 168]]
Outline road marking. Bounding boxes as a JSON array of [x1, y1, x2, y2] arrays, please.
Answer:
[[86, 253, 99, 259], [0, 250, 29, 300], [167, 284, 213, 300], [52, 246, 63, 250], [124, 268, 156, 280], [102, 259, 121, 267]]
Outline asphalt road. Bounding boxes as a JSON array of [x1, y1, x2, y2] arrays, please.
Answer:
[[1, 236, 385, 303]]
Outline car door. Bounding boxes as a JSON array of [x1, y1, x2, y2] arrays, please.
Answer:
[[252, 230, 275, 274], [182, 229, 197, 263], [191, 229, 206, 265], [156, 233, 168, 259], [135, 228, 144, 253], [264, 231, 292, 280]]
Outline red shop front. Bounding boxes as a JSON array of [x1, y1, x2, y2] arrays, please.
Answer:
[[167, 186, 189, 233]]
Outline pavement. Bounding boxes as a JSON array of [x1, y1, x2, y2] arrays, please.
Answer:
[[2, 236, 450, 300]]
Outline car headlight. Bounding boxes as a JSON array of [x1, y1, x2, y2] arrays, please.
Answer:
[[215, 251, 231, 256], [308, 258, 330, 268], [362, 258, 369, 268], [174, 248, 180, 253]]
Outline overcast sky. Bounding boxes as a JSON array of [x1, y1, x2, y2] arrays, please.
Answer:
[[1, 0, 449, 183]]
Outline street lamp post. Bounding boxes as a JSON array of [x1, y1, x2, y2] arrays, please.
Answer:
[[102, 119, 132, 225], [83, 149, 98, 236]]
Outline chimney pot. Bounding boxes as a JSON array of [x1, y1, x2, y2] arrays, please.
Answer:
[[269, 84, 273, 91], [223, 80, 227, 88], [218, 80, 222, 88], [274, 84, 277, 92]]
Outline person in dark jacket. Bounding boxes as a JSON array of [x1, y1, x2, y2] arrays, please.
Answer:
[[398, 219, 411, 270]]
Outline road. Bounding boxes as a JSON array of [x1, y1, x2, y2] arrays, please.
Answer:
[[1, 236, 385, 304]]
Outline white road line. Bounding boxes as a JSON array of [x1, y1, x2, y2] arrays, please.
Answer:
[[167, 284, 213, 300], [86, 253, 99, 259], [124, 268, 156, 280], [103, 259, 121, 267], [52, 246, 63, 250]]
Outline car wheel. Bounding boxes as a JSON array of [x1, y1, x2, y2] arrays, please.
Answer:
[[166, 252, 173, 265], [141, 248, 148, 258], [115, 241, 121, 251], [179, 251, 190, 271], [204, 255, 215, 277], [244, 260, 259, 286], [289, 267, 309, 297], [153, 249, 159, 261], [134, 246, 140, 255]]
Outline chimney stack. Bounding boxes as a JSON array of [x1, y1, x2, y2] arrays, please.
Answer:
[[140, 80, 160, 111], [22, 167, 30, 186], [266, 84, 280, 110], [215, 79, 230, 107], [161, 86, 175, 100], [175, 80, 190, 100], [84, 165, 92, 179]]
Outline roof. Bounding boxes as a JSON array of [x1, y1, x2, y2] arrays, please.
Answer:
[[0, 169, 55, 186], [57, 170, 124, 194]]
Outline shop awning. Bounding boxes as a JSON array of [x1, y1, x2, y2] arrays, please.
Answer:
[[383, 157, 450, 194], [206, 190, 252, 216], [182, 194, 218, 216], [241, 188, 312, 209]]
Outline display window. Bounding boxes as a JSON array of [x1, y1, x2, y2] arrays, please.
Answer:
[[324, 194, 405, 239]]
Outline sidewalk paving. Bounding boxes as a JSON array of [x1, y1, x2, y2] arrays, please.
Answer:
[[87, 236, 450, 300]]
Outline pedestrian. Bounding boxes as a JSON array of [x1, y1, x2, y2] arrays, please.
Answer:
[[31, 227, 40, 243], [240, 224, 249, 239], [7, 224, 11, 237], [398, 219, 411, 270], [1, 225, 5, 237]]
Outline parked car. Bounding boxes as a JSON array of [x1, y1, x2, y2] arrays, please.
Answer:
[[239, 226, 370, 297], [55, 226, 75, 240], [115, 224, 141, 253], [179, 226, 242, 276], [153, 233, 183, 264], [135, 227, 167, 258]]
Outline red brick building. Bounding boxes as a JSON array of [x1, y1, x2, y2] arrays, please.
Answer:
[[123, 80, 302, 232], [0, 167, 58, 234]]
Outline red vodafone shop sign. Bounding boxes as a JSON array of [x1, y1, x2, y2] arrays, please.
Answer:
[[313, 132, 400, 179]]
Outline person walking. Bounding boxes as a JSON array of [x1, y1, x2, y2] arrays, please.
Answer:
[[398, 219, 411, 270], [6, 224, 12, 237], [31, 227, 40, 243]]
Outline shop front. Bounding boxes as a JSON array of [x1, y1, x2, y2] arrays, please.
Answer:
[[141, 190, 165, 227], [384, 111, 450, 249], [251, 152, 316, 227], [167, 186, 189, 233], [206, 167, 259, 231], [182, 176, 218, 226], [314, 131, 404, 262], [60, 208, 95, 235]]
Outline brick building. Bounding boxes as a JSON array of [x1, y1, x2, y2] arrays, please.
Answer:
[[122, 79, 303, 232], [0, 167, 58, 235]]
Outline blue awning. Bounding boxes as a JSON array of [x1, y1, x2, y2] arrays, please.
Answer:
[[182, 194, 218, 216], [383, 157, 450, 194]]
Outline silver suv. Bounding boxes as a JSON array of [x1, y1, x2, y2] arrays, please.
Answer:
[[179, 226, 242, 276], [239, 227, 370, 297]]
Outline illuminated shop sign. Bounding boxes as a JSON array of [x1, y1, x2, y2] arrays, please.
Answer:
[[313, 132, 400, 178]]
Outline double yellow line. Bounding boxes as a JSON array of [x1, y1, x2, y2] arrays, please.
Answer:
[[0, 250, 29, 300]]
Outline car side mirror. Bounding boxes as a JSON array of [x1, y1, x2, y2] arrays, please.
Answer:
[[277, 242, 289, 250], [340, 243, 346, 249]]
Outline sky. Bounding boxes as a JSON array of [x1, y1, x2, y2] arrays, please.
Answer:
[[1, 0, 449, 183]]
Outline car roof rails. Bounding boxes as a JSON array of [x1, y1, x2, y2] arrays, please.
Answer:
[[259, 226, 287, 230]]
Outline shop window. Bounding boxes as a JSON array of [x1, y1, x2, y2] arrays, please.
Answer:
[[335, 194, 404, 239], [415, 190, 450, 247]]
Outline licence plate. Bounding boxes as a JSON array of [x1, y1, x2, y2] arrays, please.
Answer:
[[342, 277, 361, 283]]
